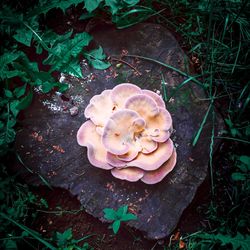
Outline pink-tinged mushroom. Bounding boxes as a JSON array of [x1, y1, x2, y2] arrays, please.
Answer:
[[102, 109, 145, 155], [77, 83, 177, 184], [111, 83, 142, 108], [141, 149, 177, 184], [137, 133, 158, 154], [84, 90, 115, 128], [125, 94, 172, 142], [126, 139, 174, 171], [111, 167, 144, 182], [146, 108, 172, 142], [125, 94, 159, 118], [77, 120, 112, 170], [107, 139, 173, 170], [142, 89, 166, 108]]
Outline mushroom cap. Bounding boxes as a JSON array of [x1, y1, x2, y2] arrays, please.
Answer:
[[142, 89, 166, 108], [125, 94, 159, 118], [84, 89, 115, 127], [111, 83, 142, 108], [146, 108, 172, 142], [126, 138, 174, 170], [77, 83, 176, 184], [111, 167, 144, 182], [141, 149, 177, 184], [125, 94, 172, 142], [102, 109, 145, 155], [77, 120, 112, 170]]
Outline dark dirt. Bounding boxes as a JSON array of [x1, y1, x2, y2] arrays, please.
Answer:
[[31, 174, 211, 250]]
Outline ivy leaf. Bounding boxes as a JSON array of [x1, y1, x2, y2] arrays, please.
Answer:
[[84, 0, 103, 12], [112, 220, 121, 234], [13, 84, 26, 98], [85, 46, 111, 70], [13, 28, 33, 47]]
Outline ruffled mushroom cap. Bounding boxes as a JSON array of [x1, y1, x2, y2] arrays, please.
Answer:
[[84, 90, 114, 128], [102, 109, 146, 155], [142, 89, 166, 108], [109, 149, 177, 184], [111, 83, 142, 108], [106, 139, 174, 171], [77, 83, 177, 184], [77, 120, 113, 170], [125, 94, 172, 142], [141, 149, 177, 184], [111, 167, 144, 182]]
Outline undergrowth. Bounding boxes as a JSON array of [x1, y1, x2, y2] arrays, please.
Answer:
[[0, 0, 249, 249]]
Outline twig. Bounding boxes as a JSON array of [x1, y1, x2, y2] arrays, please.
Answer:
[[110, 57, 142, 76]]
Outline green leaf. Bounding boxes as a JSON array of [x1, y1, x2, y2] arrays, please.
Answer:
[[85, 46, 111, 70], [57, 83, 69, 93], [120, 213, 137, 222], [105, 0, 119, 14], [198, 232, 250, 250], [62, 228, 72, 240], [5, 127, 16, 143], [7, 118, 16, 128], [42, 81, 54, 93], [239, 155, 250, 166], [69, 32, 92, 57], [232, 172, 246, 181], [0, 121, 4, 130], [4, 239, 17, 250], [123, 0, 140, 5], [4, 89, 13, 98], [89, 59, 111, 70], [56, 228, 72, 247], [61, 60, 83, 78], [112, 220, 120, 234], [13, 28, 33, 47], [87, 46, 106, 60], [14, 84, 26, 98], [103, 208, 117, 220], [116, 205, 128, 217], [17, 91, 33, 110], [10, 100, 20, 117], [84, 0, 103, 12]]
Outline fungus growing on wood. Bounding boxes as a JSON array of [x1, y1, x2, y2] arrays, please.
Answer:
[[77, 83, 177, 184]]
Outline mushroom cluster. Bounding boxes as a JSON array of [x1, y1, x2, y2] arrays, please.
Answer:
[[77, 83, 177, 184]]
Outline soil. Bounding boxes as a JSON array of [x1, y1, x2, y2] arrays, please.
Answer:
[[31, 174, 210, 250]]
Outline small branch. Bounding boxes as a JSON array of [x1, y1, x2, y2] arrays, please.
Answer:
[[110, 57, 142, 76]]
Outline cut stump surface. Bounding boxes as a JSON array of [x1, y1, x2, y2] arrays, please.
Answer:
[[15, 23, 218, 239]]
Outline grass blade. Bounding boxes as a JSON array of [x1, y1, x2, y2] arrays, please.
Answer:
[[0, 213, 56, 250]]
